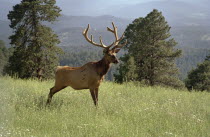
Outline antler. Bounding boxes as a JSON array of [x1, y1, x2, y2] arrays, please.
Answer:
[[107, 22, 127, 50], [82, 22, 127, 50], [83, 24, 113, 49]]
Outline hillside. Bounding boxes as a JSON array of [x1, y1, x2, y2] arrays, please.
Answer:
[[172, 26, 210, 49], [2, 14, 209, 49], [55, 21, 210, 49], [176, 48, 210, 79], [49, 15, 130, 32], [0, 15, 130, 47], [0, 77, 209, 136]]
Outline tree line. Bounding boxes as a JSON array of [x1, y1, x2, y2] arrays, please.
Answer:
[[0, 0, 209, 91]]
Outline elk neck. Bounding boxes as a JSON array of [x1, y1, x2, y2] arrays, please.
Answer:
[[95, 56, 111, 77]]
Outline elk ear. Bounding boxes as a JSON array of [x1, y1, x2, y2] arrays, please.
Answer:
[[114, 48, 121, 53]]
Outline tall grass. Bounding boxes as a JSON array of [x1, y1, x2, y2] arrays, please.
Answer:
[[0, 77, 209, 137]]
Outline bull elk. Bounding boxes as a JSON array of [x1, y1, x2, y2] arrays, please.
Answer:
[[46, 22, 127, 106]]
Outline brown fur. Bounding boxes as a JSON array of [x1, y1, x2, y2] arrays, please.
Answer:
[[46, 53, 116, 106]]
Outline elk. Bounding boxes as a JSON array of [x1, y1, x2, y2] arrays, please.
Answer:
[[46, 22, 127, 106]]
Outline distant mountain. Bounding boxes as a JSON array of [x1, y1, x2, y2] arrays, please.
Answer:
[[49, 15, 130, 32], [48, 15, 130, 48], [1, 14, 210, 49], [55, 0, 128, 17], [57, 26, 125, 49], [108, 0, 210, 26], [0, 15, 130, 47], [171, 26, 210, 49]]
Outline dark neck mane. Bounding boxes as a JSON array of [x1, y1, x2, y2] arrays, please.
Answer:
[[96, 57, 111, 77]]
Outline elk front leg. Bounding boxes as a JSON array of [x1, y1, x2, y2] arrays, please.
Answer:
[[90, 88, 98, 106]]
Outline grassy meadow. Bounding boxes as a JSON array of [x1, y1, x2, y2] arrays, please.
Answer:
[[0, 76, 209, 137]]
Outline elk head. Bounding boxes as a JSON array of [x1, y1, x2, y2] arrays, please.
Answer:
[[83, 22, 127, 64]]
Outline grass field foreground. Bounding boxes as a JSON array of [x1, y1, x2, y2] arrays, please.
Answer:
[[0, 77, 209, 137]]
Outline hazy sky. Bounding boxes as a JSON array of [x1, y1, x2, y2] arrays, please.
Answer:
[[55, 0, 204, 4], [52, 0, 204, 16], [9, 0, 203, 4], [4, 0, 209, 18]]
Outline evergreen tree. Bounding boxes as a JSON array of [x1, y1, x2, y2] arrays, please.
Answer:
[[114, 55, 137, 83], [115, 9, 184, 88], [6, 0, 62, 79], [0, 40, 9, 75], [185, 54, 210, 92]]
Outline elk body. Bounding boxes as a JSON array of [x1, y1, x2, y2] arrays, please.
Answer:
[[46, 22, 127, 106]]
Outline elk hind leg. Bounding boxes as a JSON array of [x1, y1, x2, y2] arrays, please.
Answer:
[[46, 86, 66, 105], [90, 88, 99, 106]]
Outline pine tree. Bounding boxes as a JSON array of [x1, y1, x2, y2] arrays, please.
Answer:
[[6, 0, 63, 79], [185, 54, 210, 92], [115, 9, 184, 88], [0, 40, 9, 75], [114, 55, 137, 83]]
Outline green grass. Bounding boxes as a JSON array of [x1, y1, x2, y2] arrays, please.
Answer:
[[0, 77, 209, 137]]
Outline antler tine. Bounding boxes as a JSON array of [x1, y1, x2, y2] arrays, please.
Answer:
[[107, 22, 119, 44], [83, 24, 111, 49], [112, 39, 127, 50], [99, 36, 104, 46], [111, 31, 127, 50], [90, 35, 93, 41], [107, 22, 128, 50], [112, 22, 119, 41]]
